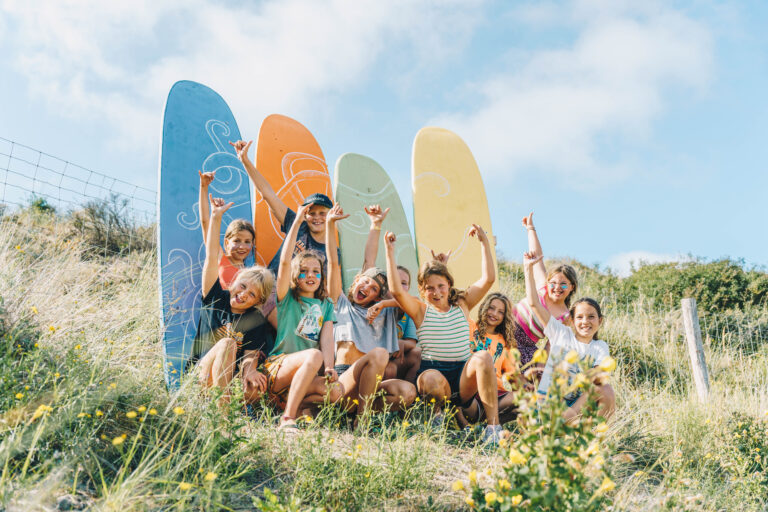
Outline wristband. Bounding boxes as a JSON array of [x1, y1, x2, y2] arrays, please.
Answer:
[[371, 225, 382, 231]]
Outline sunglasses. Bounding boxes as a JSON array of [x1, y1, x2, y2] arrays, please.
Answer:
[[298, 272, 322, 279]]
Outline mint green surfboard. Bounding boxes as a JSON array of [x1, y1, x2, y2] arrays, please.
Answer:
[[333, 153, 418, 293]]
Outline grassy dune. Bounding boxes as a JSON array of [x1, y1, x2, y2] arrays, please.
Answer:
[[1, 208, 767, 511]]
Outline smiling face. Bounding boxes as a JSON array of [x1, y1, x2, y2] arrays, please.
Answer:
[[421, 274, 451, 309], [546, 272, 573, 303], [224, 229, 254, 263], [294, 256, 322, 296], [571, 302, 603, 341], [350, 275, 381, 306], [228, 275, 261, 312], [304, 205, 329, 235], [484, 298, 506, 330]]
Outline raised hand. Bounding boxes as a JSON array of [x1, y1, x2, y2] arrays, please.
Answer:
[[522, 212, 535, 231], [326, 203, 350, 223], [199, 170, 216, 187], [430, 249, 452, 264], [384, 231, 396, 249], [523, 250, 543, 268], [228, 140, 253, 161], [364, 204, 390, 227], [209, 194, 234, 216], [468, 223, 489, 244]]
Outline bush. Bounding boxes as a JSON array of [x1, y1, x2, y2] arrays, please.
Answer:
[[68, 194, 154, 257]]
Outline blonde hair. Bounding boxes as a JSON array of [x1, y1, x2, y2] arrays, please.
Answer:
[[546, 264, 579, 307], [290, 250, 327, 301], [475, 293, 515, 349], [417, 261, 464, 306], [229, 266, 274, 307]]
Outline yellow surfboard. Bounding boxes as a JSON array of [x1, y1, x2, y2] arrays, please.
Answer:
[[412, 127, 499, 308]]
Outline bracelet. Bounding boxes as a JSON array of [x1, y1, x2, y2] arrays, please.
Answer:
[[527, 228, 536, 231], [371, 225, 381, 231]]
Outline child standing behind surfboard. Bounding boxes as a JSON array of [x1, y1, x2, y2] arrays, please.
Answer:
[[198, 170, 256, 288], [230, 140, 340, 329]]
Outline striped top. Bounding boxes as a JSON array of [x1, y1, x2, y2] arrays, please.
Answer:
[[417, 304, 471, 362], [513, 287, 570, 343]]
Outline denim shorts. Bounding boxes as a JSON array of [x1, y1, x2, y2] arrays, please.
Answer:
[[417, 359, 471, 405], [334, 364, 351, 376]]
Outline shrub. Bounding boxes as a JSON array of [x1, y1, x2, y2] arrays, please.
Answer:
[[67, 194, 154, 257], [456, 356, 617, 511]]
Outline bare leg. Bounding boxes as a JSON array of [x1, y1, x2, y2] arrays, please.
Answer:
[[403, 344, 422, 383], [564, 383, 615, 424], [416, 369, 451, 415], [460, 351, 499, 425], [338, 347, 389, 415], [378, 379, 417, 412], [271, 349, 324, 420]]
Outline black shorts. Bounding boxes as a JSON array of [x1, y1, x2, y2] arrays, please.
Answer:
[[417, 359, 474, 407]]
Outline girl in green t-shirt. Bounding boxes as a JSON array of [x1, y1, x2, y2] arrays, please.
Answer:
[[263, 203, 342, 432]]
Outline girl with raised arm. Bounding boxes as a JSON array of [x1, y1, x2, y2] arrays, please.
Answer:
[[262, 203, 342, 432], [384, 226, 503, 444], [194, 195, 273, 410], [513, 212, 579, 371], [326, 204, 417, 419], [198, 171, 256, 288], [523, 250, 615, 422]]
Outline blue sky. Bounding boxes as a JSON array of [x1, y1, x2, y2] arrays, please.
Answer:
[[1, 0, 766, 275]]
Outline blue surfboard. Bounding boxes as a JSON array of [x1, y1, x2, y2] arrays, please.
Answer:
[[157, 80, 252, 389]]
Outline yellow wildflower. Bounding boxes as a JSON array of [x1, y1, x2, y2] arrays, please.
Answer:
[[54, 372, 60, 378], [95, 410, 103, 417], [328, 438, 335, 444], [468, 470, 477, 484], [356, 444, 362, 452], [112, 436, 124, 446], [137, 406, 146, 412], [24, 385, 30, 390], [509, 449, 527, 465], [149, 408, 157, 415], [74, 344, 81, 350], [77, 412, 87, 418], [178, 482, 192, 491], [598, 477, 615, 493], [173, 406, 185, 415], [595, 422, 609, 433], [30, 306, 39, 314], [511, 494, 522, 505], [532, 348, 547, 364], [31, 404, 53, 420], [352, 399, 359, 405], [498, 479, 511, 490], [49, 326, 57, 333], [204, 472, 216, 482], [484, 492, 498, 505], [465, 497, 475, 507], [126, 411, 137, 419], [565, 350, 578, 364], [108, 383, 116, 389], [15, 393, 23, 399], [402, 421, 410, 428], [599, 356, 616, 373], [452, 480, 464, 491], [430, 397, 436, 403]]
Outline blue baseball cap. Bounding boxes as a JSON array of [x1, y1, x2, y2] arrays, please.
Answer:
[[301, 193, 333, 209]]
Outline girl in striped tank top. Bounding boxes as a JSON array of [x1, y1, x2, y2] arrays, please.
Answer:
[[515, 213, 579, 373], [384, 225, 504, 444]]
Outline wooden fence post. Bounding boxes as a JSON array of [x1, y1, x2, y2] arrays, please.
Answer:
[[681, 298, 710, 402]]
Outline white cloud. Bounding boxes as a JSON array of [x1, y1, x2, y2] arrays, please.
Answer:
[[0, 0, 481, 151], [432, 0, 714, 187], [606, 250, 689, 277]]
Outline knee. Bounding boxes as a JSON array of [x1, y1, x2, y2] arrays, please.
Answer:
[[306, 349, 324, 370], [471, 350, 493, 370], [401, 382, 417, 406], [417, 371, 444, 396], [598, 384, 615, 407], [369, 347, 389, 369], [215, 337, 237, 356], [383, 362, 398, 380]]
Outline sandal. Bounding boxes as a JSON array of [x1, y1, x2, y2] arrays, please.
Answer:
[[278, 416, 300, 434]]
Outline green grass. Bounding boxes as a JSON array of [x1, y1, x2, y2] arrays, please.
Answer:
[[1, 209, 767, 511]]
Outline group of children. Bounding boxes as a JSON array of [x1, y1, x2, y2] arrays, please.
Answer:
[[191, 139, 616, 440]]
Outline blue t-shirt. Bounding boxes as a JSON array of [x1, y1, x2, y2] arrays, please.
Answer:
[[267, 208, 341, 275], [397, 313, 418, 341]]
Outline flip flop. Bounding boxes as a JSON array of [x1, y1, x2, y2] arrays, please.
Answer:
[[278, 417, 300, 434]]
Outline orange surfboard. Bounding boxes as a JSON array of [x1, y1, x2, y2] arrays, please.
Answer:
[[254, 114, 333, 267]]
